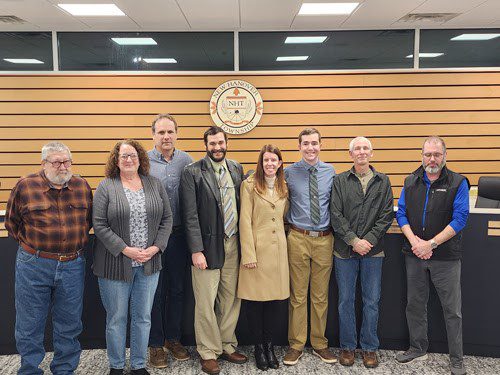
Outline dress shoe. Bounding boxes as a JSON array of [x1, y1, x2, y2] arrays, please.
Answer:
[[109, 369, 123, 375], [264, 342, 279, 369], [220, 351, 248, 364], [254, 344, 269, 371], [339, 349, 355, 366], [131, 369, 150, 375], [149, 346, 167, 368], [164, 340, 190, 361], [200, 358, 220, 375], [363, 351, 379, 368]]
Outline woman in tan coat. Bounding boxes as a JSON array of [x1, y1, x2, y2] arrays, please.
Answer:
[[237, 144, 289, 371]]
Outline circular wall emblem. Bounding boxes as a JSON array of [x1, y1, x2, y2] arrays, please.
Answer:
[[210, 80, 263, 135]]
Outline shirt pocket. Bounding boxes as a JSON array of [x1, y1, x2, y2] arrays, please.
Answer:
[[68, 201, 89, 228], [26, 202, 52, 227]]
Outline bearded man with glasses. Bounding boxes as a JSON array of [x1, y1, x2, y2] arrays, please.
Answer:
[[395, 136, 470, 375], [5, 141, 93, 375]]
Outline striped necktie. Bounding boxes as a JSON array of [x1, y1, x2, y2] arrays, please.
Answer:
[[219, 165, 236, 237], [309, 167, 320, 225]]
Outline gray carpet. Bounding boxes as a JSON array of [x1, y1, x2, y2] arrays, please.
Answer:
[[1, 347, 499, 374]]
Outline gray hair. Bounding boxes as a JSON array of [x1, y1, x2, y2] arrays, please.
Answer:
[[349, 136, 372, 152], [422, 136, 447, 154], [41, 141, 72, 161]]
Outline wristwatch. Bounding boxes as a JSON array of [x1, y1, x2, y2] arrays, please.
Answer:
[[430, 239, 438, 250]]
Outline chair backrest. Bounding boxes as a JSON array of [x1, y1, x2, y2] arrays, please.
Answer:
[[475, 176, 500, 208]]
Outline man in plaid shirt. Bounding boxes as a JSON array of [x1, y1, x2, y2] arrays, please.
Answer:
[[5, 141, 92, 375]]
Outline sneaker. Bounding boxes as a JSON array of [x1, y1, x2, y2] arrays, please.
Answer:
[[451, 363, 467, 375], [395, 349, 428, 364], [339, 349, 355, 366], [164, 340, 190, 361], [313, 348, 338, 364], [362, 351, 379, 368], [149, 346, 168, 369], [283, 348, 303, 366]]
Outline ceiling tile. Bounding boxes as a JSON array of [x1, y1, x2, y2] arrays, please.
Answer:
[[177, 0, 239, 29], [240, 0, 301, 29]]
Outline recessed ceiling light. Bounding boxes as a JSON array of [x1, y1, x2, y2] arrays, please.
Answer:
[[285, 36, 328, 44], [406, 53, 444, 58], [111, 37, 157, 46], [298, 3, 359, 15], [276, 56, 309, 61], [451, 33, 500, 41], [4, 58, 44, 64], [143, 58, 177, 63], [58, 4, 125, 16]]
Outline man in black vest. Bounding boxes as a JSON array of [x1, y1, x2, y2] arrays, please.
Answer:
[[395, 136, 469, 375]]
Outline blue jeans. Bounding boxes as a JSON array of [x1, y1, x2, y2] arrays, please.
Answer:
[[149, 232, 189, 346], [98, 267, 159, 370], [335, 256, 383, 351], [15, 246, 85, 375]]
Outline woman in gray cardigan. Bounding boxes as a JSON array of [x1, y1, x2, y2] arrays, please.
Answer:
[[93, 139, 172, 375]]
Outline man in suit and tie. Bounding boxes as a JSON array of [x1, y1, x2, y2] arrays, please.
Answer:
[[180, 126, 247, 375]]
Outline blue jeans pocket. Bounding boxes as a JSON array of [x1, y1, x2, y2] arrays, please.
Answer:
[[17, 248, 36, 263]]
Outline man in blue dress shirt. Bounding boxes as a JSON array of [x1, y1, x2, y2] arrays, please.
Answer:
[[283, 128, 337, 366], [395, 136, 469, 375], [147, 114, 193, 368]]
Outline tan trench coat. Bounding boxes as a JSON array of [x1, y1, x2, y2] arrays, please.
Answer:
[[237, 175, 290, 301]]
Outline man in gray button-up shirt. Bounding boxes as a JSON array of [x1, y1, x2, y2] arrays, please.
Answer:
[[147, 114, 193, 367]]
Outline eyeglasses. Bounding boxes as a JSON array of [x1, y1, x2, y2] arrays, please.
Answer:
[[422, 152, 444, 159], [119, 153, 138, 160], [45, 159, 72, 168]]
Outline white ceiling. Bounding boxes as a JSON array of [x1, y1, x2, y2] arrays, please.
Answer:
[[0, 0, 499, 31]]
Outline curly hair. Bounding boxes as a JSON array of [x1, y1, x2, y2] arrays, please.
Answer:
[[105, 139, 150, 178]]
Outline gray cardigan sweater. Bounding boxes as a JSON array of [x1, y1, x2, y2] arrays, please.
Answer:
[[92, 175, 173, 282]]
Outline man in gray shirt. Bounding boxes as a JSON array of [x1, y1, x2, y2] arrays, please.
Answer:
[[147, 114, 193, 368]]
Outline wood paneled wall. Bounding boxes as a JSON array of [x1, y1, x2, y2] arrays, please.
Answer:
[[1, 71, 500, 213]]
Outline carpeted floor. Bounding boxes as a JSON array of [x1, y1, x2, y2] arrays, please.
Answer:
[[1, 346, 499, 374]]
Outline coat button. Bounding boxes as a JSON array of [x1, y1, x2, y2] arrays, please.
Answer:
[[272, 218, 275, 221], [271, 205, 275, 209], [272, 230, 276, 234]]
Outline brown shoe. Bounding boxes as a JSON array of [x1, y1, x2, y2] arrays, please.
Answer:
[[339, 349, 355, 366], [283, 348, 303, 366], [200, 359, 220, 375], [220, 351, 248, 364], [149, 347, 167, 369], [363, 351, 379, 368], [164, 340, 190, 361], [313, 347, 338, 364]]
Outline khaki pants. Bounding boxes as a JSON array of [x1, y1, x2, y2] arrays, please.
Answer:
[[191, 235, 241, 360], [287, 229, 334, 350]]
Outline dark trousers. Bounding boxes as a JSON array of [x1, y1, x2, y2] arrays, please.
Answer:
[[149, 231, 189, 347], [404, 255, 463, 365], [246, 299, 286, 344]]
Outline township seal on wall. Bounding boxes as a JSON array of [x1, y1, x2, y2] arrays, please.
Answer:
[[210, 80, 263, 135]]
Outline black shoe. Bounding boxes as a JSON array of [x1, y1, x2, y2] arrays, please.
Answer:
[[255, 344, 269, 371], [109, 369, 123, 375], [131, 369, 150, 375], [264, 342, 279, 369]]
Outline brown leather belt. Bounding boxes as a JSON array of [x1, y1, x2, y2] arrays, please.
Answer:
[[290, 225, 332, 238], [21, 242, 82, 262]]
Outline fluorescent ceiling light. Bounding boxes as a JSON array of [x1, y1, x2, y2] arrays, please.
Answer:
[[111, 37, 157, 45], [276, 56, 309, 61], [143, 58, 177, 63], [58, 4, 125, 16], [298, 3, 359, 15], [285, 36, 328, 44], [406, 53, 444, 58], [451, 33, 500, 41], [4, 58, 44, 64]]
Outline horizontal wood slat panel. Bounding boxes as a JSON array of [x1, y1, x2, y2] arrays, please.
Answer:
[[2, 99, 500, 114], [2, 113, 500, 127], [0, 149, 497, 165], [2, 124, 499, 140], [1, 136, 498, 152], [1, 72, 500, 89], [2, 86, 500, 101]]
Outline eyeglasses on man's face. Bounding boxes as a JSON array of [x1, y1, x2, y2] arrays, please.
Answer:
[[45, 159, 72, 168], [422, 152, 444, 159], [119, 153, 139, 161]]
